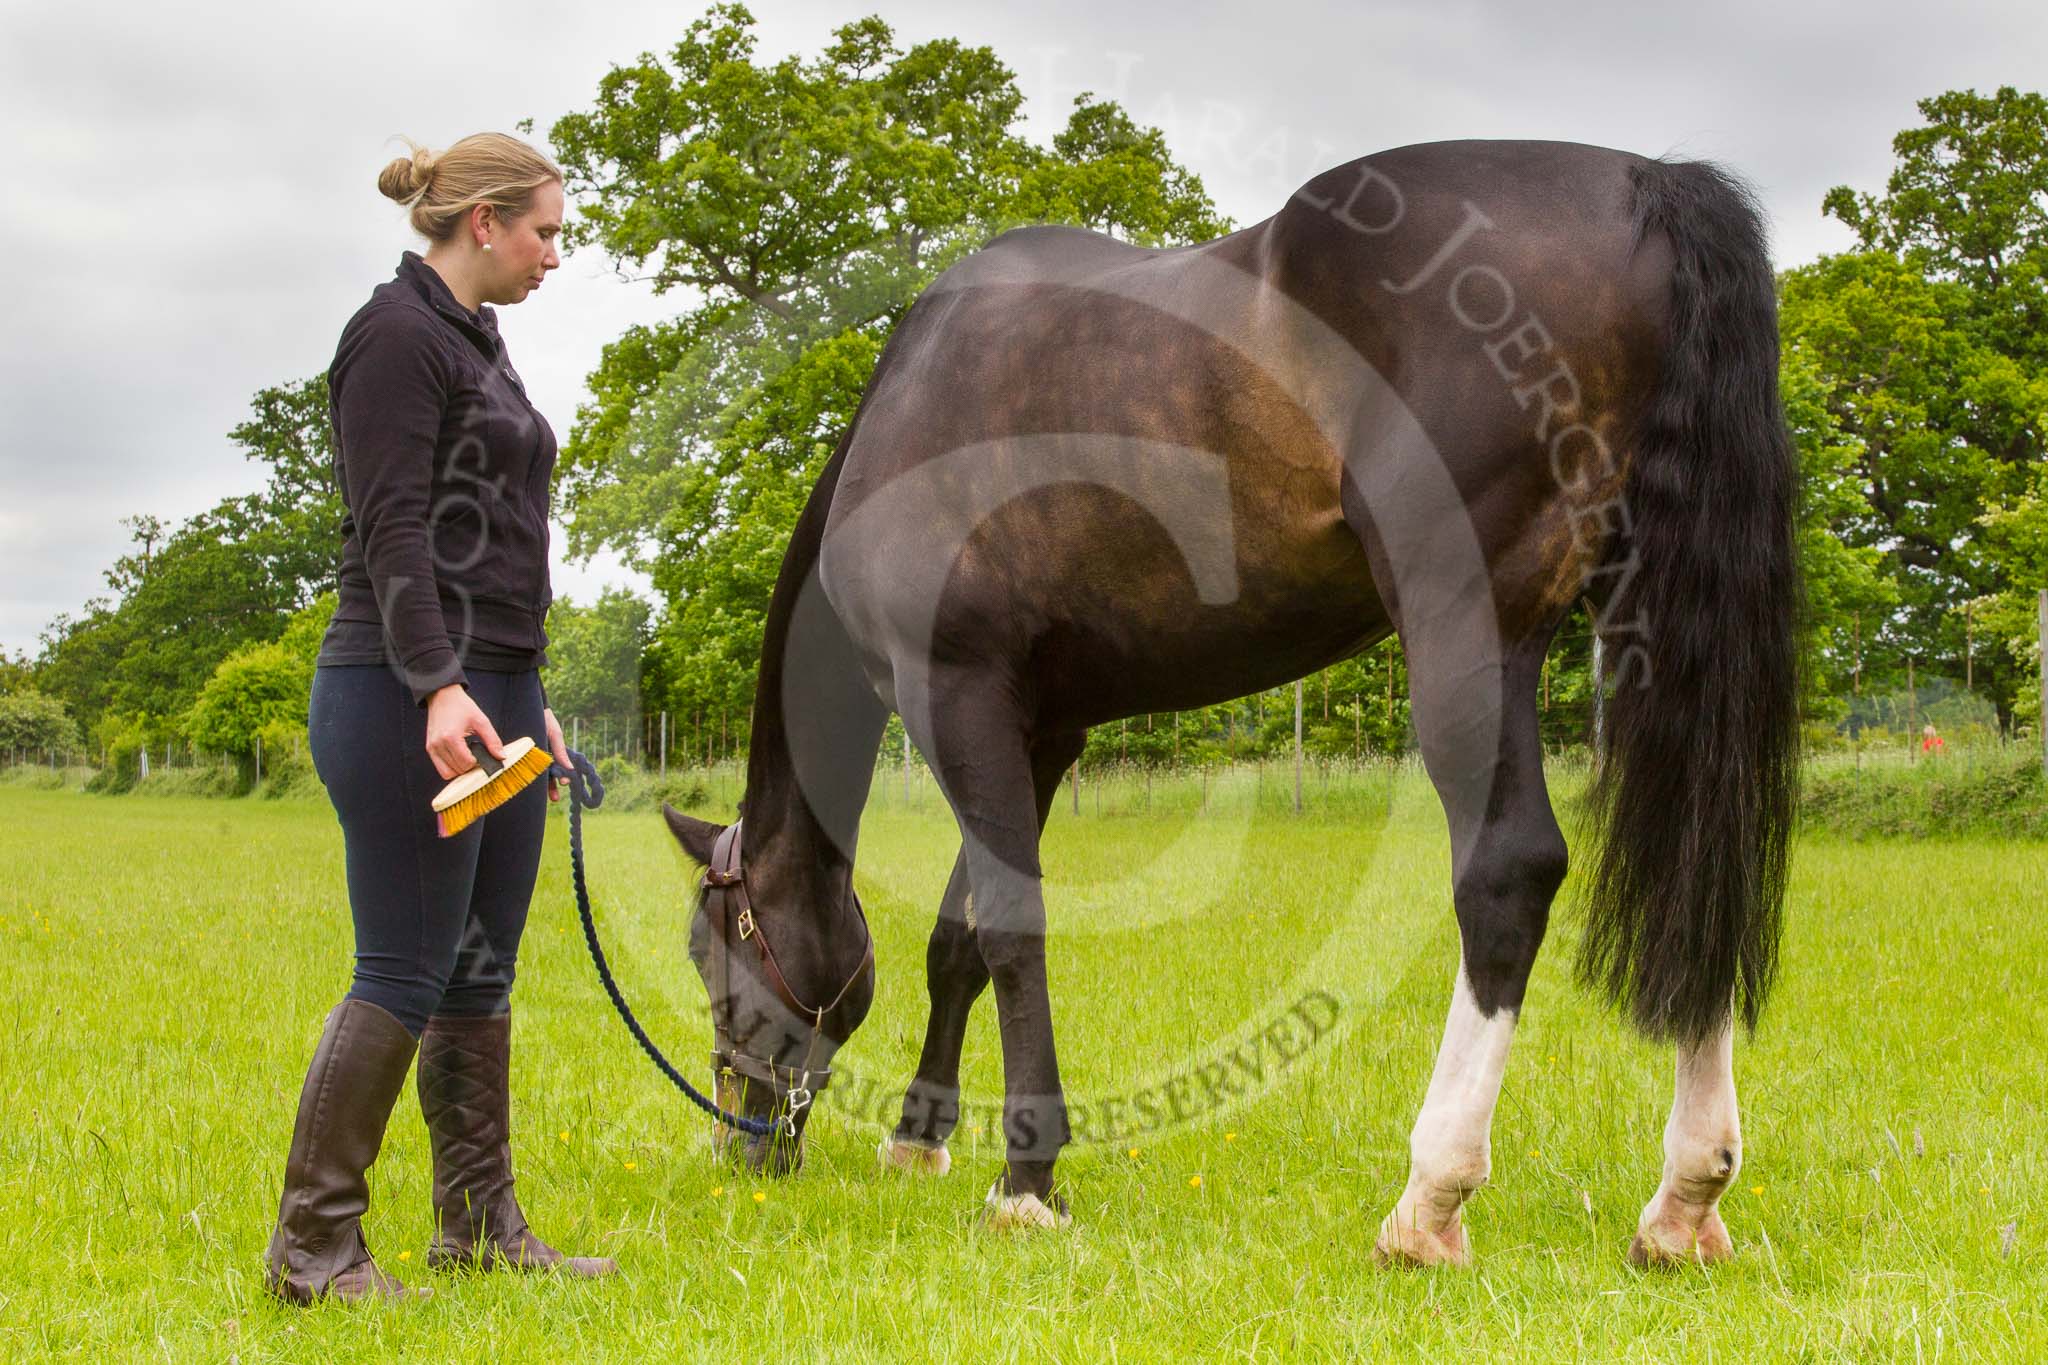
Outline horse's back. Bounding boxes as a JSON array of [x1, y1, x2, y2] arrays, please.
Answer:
[[820, 139, 1676, 723]]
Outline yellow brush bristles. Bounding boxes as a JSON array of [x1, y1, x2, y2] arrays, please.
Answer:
[[433, 743, 555, 838]]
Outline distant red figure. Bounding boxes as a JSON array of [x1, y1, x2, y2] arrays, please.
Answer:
[[1921, 724, 1945, 755]]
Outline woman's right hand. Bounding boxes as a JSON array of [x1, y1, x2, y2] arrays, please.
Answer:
[[425, 682, 507, 781]]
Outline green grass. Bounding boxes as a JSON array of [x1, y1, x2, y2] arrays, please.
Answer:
[[1, 767, 2043, 1361], [1802, 746, 2048, 839]]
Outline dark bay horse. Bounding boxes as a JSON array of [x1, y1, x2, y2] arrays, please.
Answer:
[[660, 138, 1798, 1266]]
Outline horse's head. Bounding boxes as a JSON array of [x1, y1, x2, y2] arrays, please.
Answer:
[[663, 803, 877, 1174]]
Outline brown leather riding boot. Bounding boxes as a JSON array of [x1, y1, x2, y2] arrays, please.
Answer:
[[265, 998, 424, 1305], [417, 1011, 618, 1277]]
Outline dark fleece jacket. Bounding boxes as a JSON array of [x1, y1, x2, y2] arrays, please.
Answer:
[[324, 251, 557, 705]]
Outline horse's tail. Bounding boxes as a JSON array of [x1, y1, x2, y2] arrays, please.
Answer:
[[1577, 158, 1802, 1044]]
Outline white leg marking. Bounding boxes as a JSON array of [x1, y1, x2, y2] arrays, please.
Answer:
[[1375, 964, 1516, 1267], [984, 1179, 1071, 1231], [1631, 1023, 1740, 1266], [877, 1135, 952, 1176]]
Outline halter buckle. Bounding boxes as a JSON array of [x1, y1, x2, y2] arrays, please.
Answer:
[[782, 1073, 814, 1137], [736, 907, 756, 941]]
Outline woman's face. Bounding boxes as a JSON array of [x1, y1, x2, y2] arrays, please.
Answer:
[[484, 180, 564, 305]]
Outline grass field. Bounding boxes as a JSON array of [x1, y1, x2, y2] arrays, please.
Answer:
[[1, 765, 2043, 1361]]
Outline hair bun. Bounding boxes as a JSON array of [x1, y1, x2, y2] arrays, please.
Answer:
[[376, 139, 437, 204], [378, 131, 563, 243]]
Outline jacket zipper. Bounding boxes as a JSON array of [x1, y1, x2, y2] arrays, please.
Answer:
[[425, 294, 549, 635]]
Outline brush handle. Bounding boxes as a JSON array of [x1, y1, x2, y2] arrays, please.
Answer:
[[464, 735, 504, 776]]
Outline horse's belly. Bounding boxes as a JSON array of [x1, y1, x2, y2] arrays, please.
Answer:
[[822, 463, 1384, 727]]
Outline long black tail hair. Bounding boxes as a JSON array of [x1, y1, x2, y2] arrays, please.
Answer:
[[1578, 158, 1802, 1044]]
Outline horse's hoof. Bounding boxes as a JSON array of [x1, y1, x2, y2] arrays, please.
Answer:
[[1372, 1211, 1472, 1268], [1628, 1209, 1734, 1267], [877, 1136, 951, 1176], [984, 1180, 1072, 1231]]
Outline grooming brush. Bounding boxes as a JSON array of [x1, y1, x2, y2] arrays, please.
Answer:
[[432, 735, 556, 837]]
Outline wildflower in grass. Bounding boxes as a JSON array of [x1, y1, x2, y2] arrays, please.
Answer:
[[1128, 1147, 1141, 1159], [559, 1130, 570, 1143], [1751, 1185, 1764, 1196], [398, 1251, 411, 1262], [624, 1161, 638, 1171], [1225, 1132, 1237, 1143], [711, 1186, 724, 1197], [1189, 1175, 1203, 1189], [753, 1191, 767, 1203]]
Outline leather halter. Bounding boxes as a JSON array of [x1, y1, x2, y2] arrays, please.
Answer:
[[701, 819, 874, 1119]]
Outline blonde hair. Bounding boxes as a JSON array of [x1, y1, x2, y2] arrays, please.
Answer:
[[376, 132, 562, 242]]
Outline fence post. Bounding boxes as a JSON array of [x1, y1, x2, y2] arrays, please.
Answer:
[[660, 710, 668, 780], [1592, 633, 1606, 760], [255, 733, 263, 785], [2039, 590, 2047, 778], [1907, 654, 1917, 762], [1965, 598, 1974, 694], [1293, 679, 1304, 815], [902, 725, 911, 806]]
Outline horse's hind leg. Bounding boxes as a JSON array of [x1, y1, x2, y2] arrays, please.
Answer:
[[1375, 634, 1565, 1268], [1630, 1025, 1740, 1265], [881, 730, 1086, 1179]]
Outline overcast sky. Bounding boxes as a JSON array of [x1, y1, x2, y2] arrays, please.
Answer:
[[4, 0, 2043, 658]]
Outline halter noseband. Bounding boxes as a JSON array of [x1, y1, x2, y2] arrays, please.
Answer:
[[702, 819, 874, 1132]]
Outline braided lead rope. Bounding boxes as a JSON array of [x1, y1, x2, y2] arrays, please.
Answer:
[[554, 749, 777, 1138]]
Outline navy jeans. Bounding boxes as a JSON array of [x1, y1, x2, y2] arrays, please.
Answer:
[[307, 664, 547, 1036]]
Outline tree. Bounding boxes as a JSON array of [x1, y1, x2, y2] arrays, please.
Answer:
[[0, 690, 79, 757], [1780, 86, 2048, 726], [544, 6, 1230, 733], [1777, 339, 1896, 711], [30, 375, 340, 742], [182, 593, 335, 760], [1823, 87, 2048, 366], [99, 496, 303, 724], [33, 599, 137, 745], [541, 587, 653, 728], [0, 647, 38, 697], [227, 373, 343, 612]]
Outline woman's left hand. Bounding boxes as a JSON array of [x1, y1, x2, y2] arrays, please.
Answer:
[[543, 707, 571, 802]]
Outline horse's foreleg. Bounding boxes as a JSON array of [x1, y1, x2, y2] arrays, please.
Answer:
[[1630, 1025, 1741, 1265], [885, 707, 1082, 1222], [881, 852, 981, 1175], [1376, 639, 1564, 1267]]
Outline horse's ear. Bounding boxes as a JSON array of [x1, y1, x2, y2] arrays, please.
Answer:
[[662, 804, 725, 867]]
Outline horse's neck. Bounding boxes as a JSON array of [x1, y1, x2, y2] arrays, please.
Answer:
[[740, 654, 886, 939], [739, 416, 889, 932], [741, 508, 889, 914]]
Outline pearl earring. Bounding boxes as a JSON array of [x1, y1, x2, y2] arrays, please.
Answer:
[[481, 242, 493, 252]]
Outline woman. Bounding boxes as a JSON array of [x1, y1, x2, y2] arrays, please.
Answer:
[[265, 132, 616, 1305]]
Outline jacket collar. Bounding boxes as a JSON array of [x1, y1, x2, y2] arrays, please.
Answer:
[[396, 250, 501, 353]]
